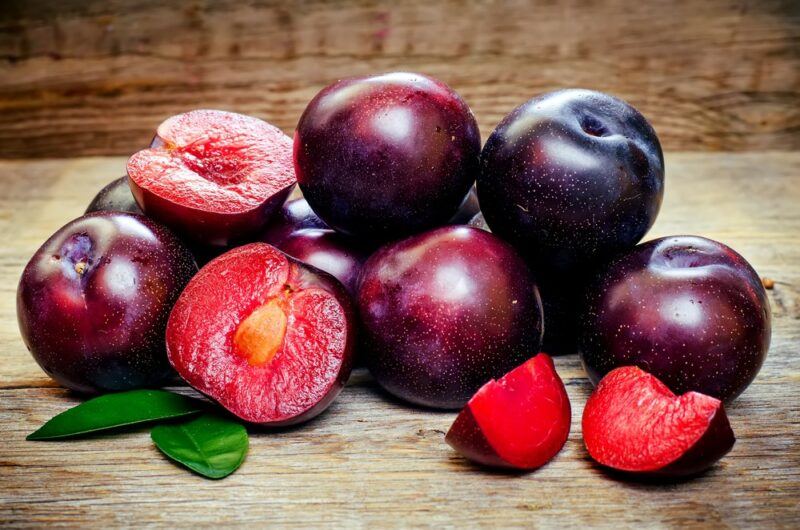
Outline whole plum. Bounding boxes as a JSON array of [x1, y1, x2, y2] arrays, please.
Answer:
[[259, 196, 328, 247], [85, 177, 142, 215], [295, 72, 480, 242], [357, 226, 543, 409], [276, 229, 371, 296], [579, 236, 771, 401], [478, 89, 664, 273], [17, 212, 197, 393]]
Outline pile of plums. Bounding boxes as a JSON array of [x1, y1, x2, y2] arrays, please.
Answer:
[[18, 72, 771, 476]]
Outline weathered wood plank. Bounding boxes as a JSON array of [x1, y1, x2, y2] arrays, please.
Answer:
[[1, 368, 799, 528], [0, 0, 799, 157], [0, 153, 798, 527]]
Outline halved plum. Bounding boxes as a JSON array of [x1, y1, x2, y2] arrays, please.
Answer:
[[582, 366, 735, 477], [166, 243, 356, 426], [127, 110, 296, 247], [446, 353, 571, 470]]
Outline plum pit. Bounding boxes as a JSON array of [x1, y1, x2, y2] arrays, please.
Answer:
[[234, 298, 288, 367]]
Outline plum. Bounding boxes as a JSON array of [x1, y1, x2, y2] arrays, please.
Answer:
[[580, 236, 771, 401], [127, 109, 296, 248], [357, 226, 544, 409], [477, 89, 664, 273], [259, 196, 370, 296], [166, 243, 356, 426], [259, 197, 328, 247], [274, 229, 371, 296], [17, 212, 197, 393], [85, 176, 142, 215], [295, 72, 480, 242], [446, 353, 570, 470], [84, 177, 222, 266], [583, 366, 735, 477]]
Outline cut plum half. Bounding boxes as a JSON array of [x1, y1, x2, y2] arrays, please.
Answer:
[[127, 110, 296, 247], [445, 353, 571, 470], [166, 243, 356, 426], [582, 366, 735, 477]]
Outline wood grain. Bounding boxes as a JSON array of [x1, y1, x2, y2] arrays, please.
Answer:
[[1, 0, 799, 158], [0, 153, 798, 528]]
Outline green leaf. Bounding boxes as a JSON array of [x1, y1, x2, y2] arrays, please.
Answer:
[[27, 389, 204, 441], [151, 414, 248, 479]]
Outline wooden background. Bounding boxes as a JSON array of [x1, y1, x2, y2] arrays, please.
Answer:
[[1, 1, 799, 528], [0, 0, 799, 158]]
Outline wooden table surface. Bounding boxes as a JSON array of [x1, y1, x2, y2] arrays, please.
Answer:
[[1, 153, 799, 528]]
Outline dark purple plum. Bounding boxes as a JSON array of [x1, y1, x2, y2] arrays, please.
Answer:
[[579, 236, 771, 401], [448, 186, 480, 225], [276, 228, 371, 296], [259, 196, 328, 247], [295, 72, 480, 242], [85, 176, 142, 215], [86, 178, 218, 267], [477, 89, 664, 274], [17, 212, 198, 393], [357, 226, 544, 409]]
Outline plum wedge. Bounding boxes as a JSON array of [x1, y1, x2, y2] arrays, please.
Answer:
[[582, 366, 735, 477], [446, 354, 571, 470]]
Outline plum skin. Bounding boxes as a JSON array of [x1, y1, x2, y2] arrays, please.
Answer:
[[275, 229, 371, 296], [477, 89, 664, 273], [537, 269, 594, 355], [295, 72, 481, 242], [130, 173, 293, 249], [17, 212, 198, 393], [448, 186, 481, 225], [357, 226, 544, 409], [259, 197, 372, 297], [86, 177, 218, 267], [85, 176, 142, 215], [258, 196, 328, 247], [579, 236, 771, 401]]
